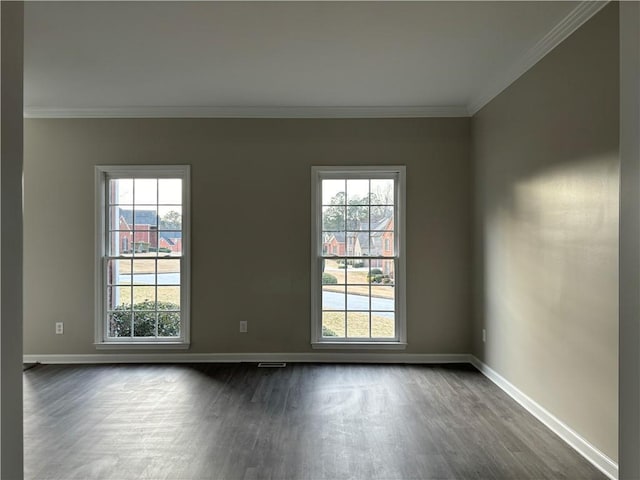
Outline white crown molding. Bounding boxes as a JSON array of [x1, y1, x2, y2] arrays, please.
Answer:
[[23, 105, 470, 119], [467, 0, 610, 115], [469, 356, 618, 480], [22, 2, 608, 120], [23, 352, 471, 364]]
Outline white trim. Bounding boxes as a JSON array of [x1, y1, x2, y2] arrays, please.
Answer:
[[468, 0, 610, 115], [312, 342, 407, 350], [23, 353, 470, 365], [23, 105, 469, 119], [469, 356, 619, 480], [94, 342, 190, 350]]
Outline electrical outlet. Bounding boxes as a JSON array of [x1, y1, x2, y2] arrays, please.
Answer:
[[239, 321, 248, 333], [482, 328, 486, 343], [55, 322, 64, 335]]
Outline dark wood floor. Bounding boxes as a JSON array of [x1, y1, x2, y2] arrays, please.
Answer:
[[24, 363, 606, 480]]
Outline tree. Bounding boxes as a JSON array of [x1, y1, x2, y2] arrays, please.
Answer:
[[160, 210, 181, 230], [322, 191, 391, 232]]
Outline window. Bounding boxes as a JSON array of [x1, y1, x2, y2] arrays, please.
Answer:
[[311, 166, 406, 347], [95, 165, 190, 347]]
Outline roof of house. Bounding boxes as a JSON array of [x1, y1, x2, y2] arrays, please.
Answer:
[[159, 232, 181, 245], [119, 208, 158, 227]]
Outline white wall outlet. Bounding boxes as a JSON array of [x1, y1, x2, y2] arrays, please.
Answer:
[[482, 328, 486, 343], [239, 321, 248, 333], [55, 322, 64, 335]]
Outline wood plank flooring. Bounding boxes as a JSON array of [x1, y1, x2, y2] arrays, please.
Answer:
[[23, 363, 606, 480]]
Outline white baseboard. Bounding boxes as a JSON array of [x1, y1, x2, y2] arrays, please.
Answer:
[[23, 352, 471, 365], [469, 356, 618, 480]]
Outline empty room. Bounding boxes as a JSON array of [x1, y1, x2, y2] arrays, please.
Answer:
[[1, 1, 639, 479]]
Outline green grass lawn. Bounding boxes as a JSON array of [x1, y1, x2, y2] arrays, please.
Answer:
[[322, 311, 394, 338], [116, 285, 180, 306]]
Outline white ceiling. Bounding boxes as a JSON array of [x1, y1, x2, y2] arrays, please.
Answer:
[[23, 1, 605, 118]]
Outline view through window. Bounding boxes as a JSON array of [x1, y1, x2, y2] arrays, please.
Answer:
[[312, 167, 405, 344], [96, 166, 190, 344]]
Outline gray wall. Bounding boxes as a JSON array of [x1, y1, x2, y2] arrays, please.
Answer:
[[472, 3, 619, 462], [23, 118, 471, 355], [1, 2, 24, 478], [619, 2, 640, 478]]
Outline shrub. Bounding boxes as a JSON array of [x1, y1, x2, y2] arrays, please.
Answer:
[[322, 325, 337, 337], [109, 301, 180, 337], [367, 268, 387, 283], [322, 273, 338, 284], [134, 242, 150, 253], [353, 260, 365, 268], [368, 274, 392, 284]]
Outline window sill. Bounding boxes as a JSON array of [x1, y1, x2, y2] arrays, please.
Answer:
[[312, 342, 407, 350], [95, 342, 190, 350]]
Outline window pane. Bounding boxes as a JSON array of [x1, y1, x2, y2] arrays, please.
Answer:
[[369, 260, 394, 285], [322, 180, 345, 205], [107, 286, 131, 311], [322, 311, 345, 338], [108, 231, 133, 256], [158, 311, 180, 337], [347, 312, 369, 338], [322, 258, 346, 278], [346, 287, 369, 310], [346, 206, 368, 230], [133, 286, 155, 309], [109, 178, 133, 205], [346, 260, 369, 285], [158, 179, 182, 205], [158, 206, 182, 231], [369, 231, 395, 257], [157, 259, 180, 283], [158, 232, 182, 256], [134, 179, 157, 205], [133, 208, 158, 228], [346, 179, 368, 204], [344, 231, 361, 256], [109, 206, 129, 230], [370, 179, 394, 205], [107, 259, 131, 285], [372, 312, 395, 338], [370, 206, 394, 229], [158, 286, 180, 307], [322, 272, 344, 285], [371, 285, 394, 306], [322, 233, 345, 257], [322, 206, 345, 231], [108, 312, 132, 337], [346, 232, 369, 257], [132, 259, 156, 285], [322, 285, 344, 310], [133, 311, 156, 337]]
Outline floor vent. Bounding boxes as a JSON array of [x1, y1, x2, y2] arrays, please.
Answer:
[[258, 362, 287, 368]]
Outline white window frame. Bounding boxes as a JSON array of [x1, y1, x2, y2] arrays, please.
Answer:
[[94, 165, 191, 349], [311, 166, 407, 349]]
